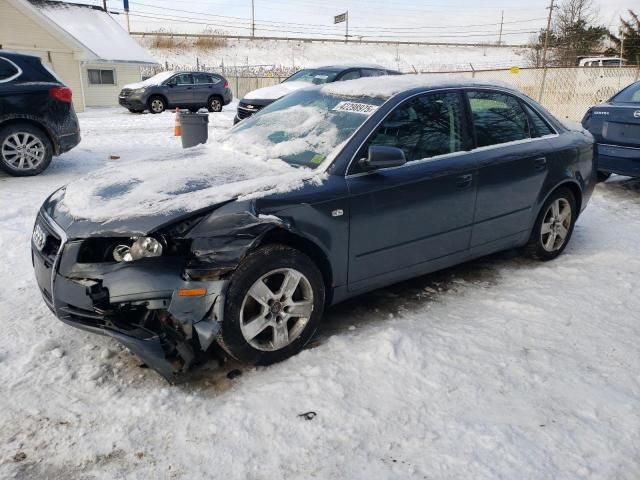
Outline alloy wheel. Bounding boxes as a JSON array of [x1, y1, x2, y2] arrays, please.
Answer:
[[239, 268, 314, 351], [210, 98, 222, 112], [150, 98, 164, 113], [1, 132, 46, 171], [540, 198, 572, 252]]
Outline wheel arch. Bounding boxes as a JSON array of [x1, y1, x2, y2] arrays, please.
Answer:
[[147, 93, 168, 109], [544, 180, 583, 216], [0, 117, 58, 154], [256, 227, 334, 305]]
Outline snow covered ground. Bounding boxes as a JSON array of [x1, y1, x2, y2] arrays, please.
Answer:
[[1, 106, 640, 479], [144, 38, 526, 73]]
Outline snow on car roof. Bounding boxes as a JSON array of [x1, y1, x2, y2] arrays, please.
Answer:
[[311, 63, 388, 71], [28, 0, 158, 65], [322, 74, 515, 99]]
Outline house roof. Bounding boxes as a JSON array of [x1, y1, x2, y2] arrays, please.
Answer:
[[26, 0, 158, 65]]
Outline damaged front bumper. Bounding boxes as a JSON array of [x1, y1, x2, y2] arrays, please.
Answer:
[[31, 212, 229, 382]]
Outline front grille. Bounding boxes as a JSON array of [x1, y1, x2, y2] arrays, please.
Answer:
[[237, 102, 264, 119], [58, 303, 106, 328], [119, 88, 132, 97], [36, 216, 62, 267]]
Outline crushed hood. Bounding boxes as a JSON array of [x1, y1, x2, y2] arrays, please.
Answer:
[[46, 143, 324, 237]]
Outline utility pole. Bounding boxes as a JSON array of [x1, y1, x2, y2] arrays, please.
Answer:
[[123, 0, 130, 33], [538, 0, 555, 101], [251, 0, 255, 38], [498, 10, 503, 46], [346, 10, 349, 43], [540, 0, 554, 69], [103, 0, 107, 11]]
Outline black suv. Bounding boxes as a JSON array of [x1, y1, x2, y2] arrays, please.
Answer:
[[0, 50, 80, 176], [234, 64, 401, 123], [118, 71, 233, 114]]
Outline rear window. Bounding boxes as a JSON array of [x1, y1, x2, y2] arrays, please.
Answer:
[[611, 82, 640, 104], [0, 58, 20, 82]]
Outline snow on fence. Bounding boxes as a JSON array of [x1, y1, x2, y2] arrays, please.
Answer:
[[143, 64, 640, 121]]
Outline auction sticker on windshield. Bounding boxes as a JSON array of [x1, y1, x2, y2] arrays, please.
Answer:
[[332, 101, 379, 115]]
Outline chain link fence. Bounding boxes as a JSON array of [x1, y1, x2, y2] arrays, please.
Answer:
[[422, 66, 640, 121], [143, 64, 640, 120]]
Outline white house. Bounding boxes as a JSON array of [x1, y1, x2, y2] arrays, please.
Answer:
[[0, 0, 158, 111]]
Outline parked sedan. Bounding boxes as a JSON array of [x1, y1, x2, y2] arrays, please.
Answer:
[[118, 71, 233, 114], [582, 80, 640, 180], [33, 78, 595, 381], [0, 50, 80, 176], [234, 64, 401, 123]]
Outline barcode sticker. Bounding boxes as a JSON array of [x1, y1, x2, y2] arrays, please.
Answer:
[[332, 101, 379, 115]]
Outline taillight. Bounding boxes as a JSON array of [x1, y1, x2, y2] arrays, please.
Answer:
[[224, 79, 229, 88], [49, 86, 72, 103]]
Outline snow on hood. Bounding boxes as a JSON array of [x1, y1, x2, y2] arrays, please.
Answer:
[[243, 81, 310, 100], [122, 71, 175, 90], [60, 144, 325, 223]]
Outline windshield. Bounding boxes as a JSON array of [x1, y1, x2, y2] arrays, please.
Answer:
[[137, 71, 176, 87], [222, 88, 385, 169], [285, 69, 340, 85], [612, 82, 640, 104]]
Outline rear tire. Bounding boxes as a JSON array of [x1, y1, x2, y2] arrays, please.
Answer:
[[523, 187, 577, 261], [217, 244, 325, 365], [0, 123, 53, 177], [207, 96, 223, 112], [148, 96, 166, 114]]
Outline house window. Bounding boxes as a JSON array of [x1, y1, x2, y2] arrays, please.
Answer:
[[88, 69, 115, 85]]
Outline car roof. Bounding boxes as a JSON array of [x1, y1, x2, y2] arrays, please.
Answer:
[[0, 50, 41, 62], [321, 74, 519, 99], [305, 63, 388, 72]]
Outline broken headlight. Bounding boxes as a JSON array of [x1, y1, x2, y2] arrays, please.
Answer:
[[113, 237, 163, 262]]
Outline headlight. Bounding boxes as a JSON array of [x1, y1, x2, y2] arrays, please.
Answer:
[[113, 237, 163, 262], [132, 88, 145, 95]]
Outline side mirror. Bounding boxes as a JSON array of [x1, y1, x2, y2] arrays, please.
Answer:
[[359, 145, 406, 171]]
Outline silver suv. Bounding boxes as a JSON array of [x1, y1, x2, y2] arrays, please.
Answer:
[[118, 71, 233, 114]]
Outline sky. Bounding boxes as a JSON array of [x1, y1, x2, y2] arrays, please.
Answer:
[[84, 0, 634, 44]]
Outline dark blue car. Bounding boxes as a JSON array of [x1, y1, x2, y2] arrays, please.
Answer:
[[32, 78, 596, 381], [582, 80, 640, 181]]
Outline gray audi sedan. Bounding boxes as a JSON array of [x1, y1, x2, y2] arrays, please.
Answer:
[[33, 77, 596, 381]]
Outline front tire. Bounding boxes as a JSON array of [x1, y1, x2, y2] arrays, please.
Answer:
[[148, 96, 166, 114], [0, 123, 53, 177], [207, 96, 223, 112], [217, 244, 325, 365], [524, 187, 577, 261]]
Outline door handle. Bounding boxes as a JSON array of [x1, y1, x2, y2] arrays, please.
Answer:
[[456, 174, 473, 188], [534, 157, 547, 171]]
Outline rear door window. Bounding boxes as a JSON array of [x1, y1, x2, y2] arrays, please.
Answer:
[[467, 91, 531, 147], [361, 69, 385, 77], [338, 70, 361, 81], [0, 58, 20, 82], [195, 74, 221, 85], [364, 91, 466, 163], [521, 103, 555, 137]]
